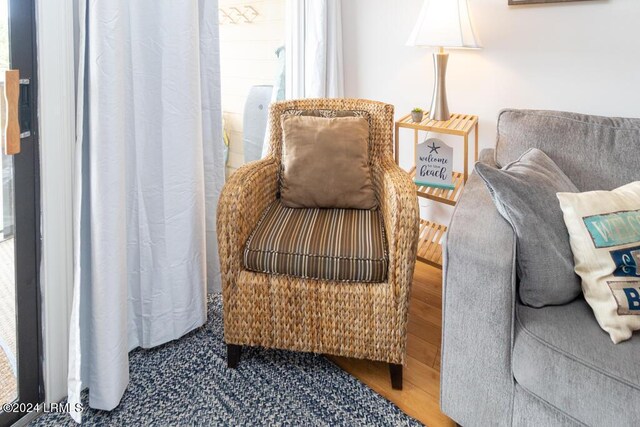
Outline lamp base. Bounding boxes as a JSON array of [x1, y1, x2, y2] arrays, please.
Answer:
[[429, 51, 450, 122]]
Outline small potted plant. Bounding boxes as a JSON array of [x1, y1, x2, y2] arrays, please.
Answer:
[[411, 107, 424, 123]]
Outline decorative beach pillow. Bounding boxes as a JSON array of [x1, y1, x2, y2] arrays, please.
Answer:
[[557, 181, 640, 344], [475, 148, 581, 307], [280, 115, 377, 209]]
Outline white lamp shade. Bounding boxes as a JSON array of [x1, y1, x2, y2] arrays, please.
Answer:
[[406, 0, 481, 49]]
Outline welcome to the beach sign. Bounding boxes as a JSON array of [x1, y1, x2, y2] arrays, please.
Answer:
[[415, 138, 454, 190]]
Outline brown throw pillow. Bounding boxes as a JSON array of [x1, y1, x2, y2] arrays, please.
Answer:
[[280, 115, 377, 209]]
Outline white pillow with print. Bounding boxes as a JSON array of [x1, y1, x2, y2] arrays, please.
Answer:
[[557, 181, 640, 344]]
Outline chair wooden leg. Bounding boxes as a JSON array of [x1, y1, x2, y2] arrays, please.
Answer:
[[389, 363, 403, 390], [227, 344, 241, 368]]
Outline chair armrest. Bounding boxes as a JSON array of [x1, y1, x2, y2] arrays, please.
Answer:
[[217, 157, 279, 291], [372, 158, 419, 307], [441, 154, 517, 426]]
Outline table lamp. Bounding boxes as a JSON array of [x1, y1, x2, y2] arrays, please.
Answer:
[[406, 0, 481, 121]]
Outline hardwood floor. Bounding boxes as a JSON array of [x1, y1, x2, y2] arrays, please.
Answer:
[[330, 262, 454, 426]]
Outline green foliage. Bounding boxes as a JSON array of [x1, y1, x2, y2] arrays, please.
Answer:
[[411, 107, 423, 113]]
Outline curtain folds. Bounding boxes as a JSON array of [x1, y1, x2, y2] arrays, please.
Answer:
[[68, 0, 224, 420], [285, 0, 344, 99]]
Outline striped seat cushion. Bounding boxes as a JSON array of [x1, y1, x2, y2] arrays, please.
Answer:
[[244, 201, 388, 283]]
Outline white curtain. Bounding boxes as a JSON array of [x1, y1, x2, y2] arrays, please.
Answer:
[[285, 0, 344, 98], [68, 0, 224, 420]]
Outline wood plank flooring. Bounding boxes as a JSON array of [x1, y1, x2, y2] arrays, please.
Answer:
[[330, 262, 454, 426]]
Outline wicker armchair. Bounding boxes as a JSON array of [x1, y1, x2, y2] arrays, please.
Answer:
[[217, 99, 419, 389]]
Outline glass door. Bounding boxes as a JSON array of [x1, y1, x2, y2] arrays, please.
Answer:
[[0, 1, 17, 409], [0, 0, 41, 424]]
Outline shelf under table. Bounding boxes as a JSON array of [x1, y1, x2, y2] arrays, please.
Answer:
[[410, 168, 465, 206], [416, 219, 447, 269]]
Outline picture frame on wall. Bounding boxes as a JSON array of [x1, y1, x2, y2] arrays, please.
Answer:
[[509, 0, 595, 4]]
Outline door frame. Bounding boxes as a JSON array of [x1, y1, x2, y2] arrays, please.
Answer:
[[0, 0, 42, 424]]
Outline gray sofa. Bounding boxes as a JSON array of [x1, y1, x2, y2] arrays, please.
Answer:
[[441, 110, 640, 426]]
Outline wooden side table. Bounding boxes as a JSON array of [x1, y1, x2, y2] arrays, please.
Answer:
[[395, 112, 479, 269]]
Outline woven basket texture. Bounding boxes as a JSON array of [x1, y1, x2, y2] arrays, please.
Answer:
[[217, 98, 419, 364]]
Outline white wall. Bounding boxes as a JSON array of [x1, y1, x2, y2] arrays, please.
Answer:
[[342, 0, 640, 222], [343, 0, 640, 164]]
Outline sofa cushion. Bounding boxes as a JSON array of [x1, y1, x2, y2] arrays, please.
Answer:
[[475, 148, 580, 307], [512, 384, 583, 427], [513, 298, 640, 426], [244, 200, 388, 282], [496, 109, 640, 192]]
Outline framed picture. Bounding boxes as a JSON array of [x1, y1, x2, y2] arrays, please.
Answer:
[[509, 0, 595, 4]]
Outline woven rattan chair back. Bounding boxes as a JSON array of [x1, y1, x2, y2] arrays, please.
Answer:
[[267, 98, 395, 166]]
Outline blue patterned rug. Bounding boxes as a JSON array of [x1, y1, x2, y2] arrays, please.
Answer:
[[32, 294, 422, 426]]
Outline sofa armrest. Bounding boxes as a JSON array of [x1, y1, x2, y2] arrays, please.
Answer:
[[441, 151, 517, 426], [372, 157, 419, 309], [217, 157, 279, 292], [478, 147, 497, 165]]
